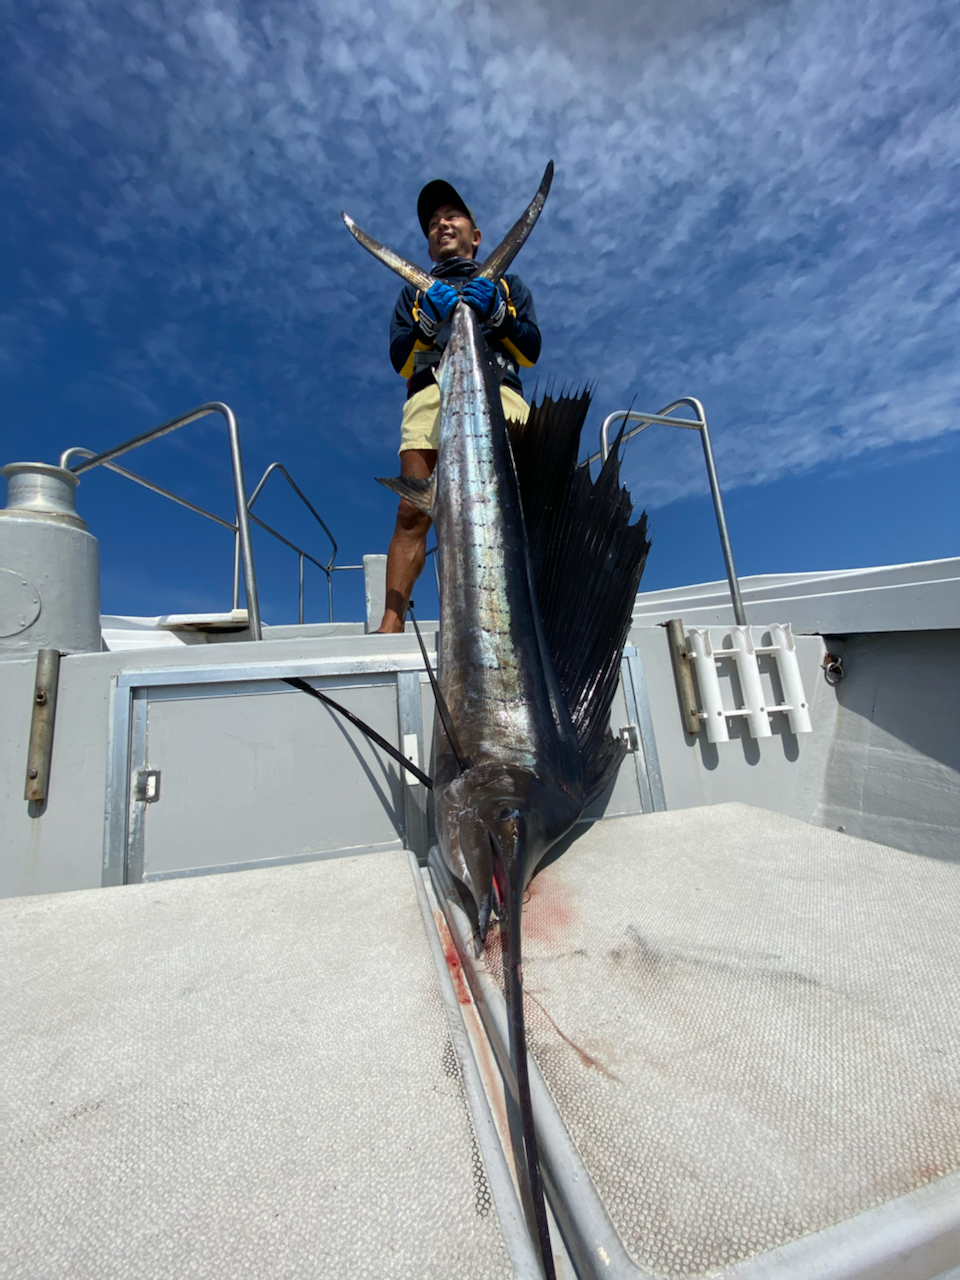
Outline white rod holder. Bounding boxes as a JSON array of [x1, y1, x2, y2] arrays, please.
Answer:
[[688, 628, 730, 743], [770, 624, 813, 734], [730, 626, 772, 738]]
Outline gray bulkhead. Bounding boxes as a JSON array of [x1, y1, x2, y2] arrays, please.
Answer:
[[2, 559, 959, 898]]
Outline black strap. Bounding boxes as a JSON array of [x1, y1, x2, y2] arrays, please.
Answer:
[[407, 601, 469, 774], [283, 676, 433, 789]]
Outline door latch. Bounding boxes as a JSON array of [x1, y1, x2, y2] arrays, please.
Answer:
[[134, 770, 161, 803]]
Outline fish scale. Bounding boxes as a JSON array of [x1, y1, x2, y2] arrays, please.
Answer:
[[435, 311, 561, 767]]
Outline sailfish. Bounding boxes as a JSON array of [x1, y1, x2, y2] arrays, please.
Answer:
[[343, 163, 650, 1278]]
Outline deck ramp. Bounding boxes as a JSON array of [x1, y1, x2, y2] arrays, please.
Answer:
[[1, 850, 532, 1279], [432, 803, 960, 1279]]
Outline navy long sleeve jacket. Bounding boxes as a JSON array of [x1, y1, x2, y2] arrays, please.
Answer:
[[389, 255, 540, 399]]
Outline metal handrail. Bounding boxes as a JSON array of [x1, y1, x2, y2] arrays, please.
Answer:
[[58, 403, 434, 629], [59, 449, 238, 531], [582, 398, 746, 627], [61, 402, 262, 639], [240, 463, 339, 624]]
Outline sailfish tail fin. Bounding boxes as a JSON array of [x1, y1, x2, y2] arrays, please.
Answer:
[[477, 162, 554, 282], [340, 215, 434, 289], [342, 161, 553, 288], [508, 392, 651, 804]]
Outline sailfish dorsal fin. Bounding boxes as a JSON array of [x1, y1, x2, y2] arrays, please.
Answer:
[[506, 392, 651, 806]]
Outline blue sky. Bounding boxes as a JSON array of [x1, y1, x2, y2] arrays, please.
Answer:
[[2, 0, 958, 624]]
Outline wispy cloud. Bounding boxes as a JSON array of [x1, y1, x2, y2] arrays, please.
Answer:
[[3, 0, 958, 513]]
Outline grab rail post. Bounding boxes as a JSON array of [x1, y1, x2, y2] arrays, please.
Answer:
[[592, 399, 747, 627], [245, 462, 338, 624]]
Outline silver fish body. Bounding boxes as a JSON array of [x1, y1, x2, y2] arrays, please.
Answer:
[[342, 158, 571, 938], [431, 302, 583, 936]]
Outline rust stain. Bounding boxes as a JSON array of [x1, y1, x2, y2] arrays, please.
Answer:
[[433, 909, 473, 1005]]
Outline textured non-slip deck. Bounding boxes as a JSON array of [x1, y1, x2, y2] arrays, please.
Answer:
[[1, 851, 515, 1279], [502, 803, 960, 1276]]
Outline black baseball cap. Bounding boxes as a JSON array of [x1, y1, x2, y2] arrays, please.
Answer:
[[417, 179, 475, 237]]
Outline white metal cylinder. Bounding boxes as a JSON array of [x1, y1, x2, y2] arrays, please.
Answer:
[[687, 628, 729, 743], [730, 626, 772, 738], [0, 463, 101, 660], [770, 623, 813, 734], [363, 554, 387, 633]]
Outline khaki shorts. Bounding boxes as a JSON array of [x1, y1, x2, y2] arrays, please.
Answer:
[[399, 382, 530, 454]]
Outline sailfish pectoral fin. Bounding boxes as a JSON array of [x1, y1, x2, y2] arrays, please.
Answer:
[[376, 474, 437, 516], [341, 213, 434, 290], [477, 161, 554, 283]]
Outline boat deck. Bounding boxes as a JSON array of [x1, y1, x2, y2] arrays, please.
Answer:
[[2, 849, 537, 1278], [4, 804, 958, 1278]]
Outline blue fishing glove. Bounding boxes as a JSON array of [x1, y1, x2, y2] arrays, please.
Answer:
[[417, 280, 458, 340], [461, 277, 507, 328]]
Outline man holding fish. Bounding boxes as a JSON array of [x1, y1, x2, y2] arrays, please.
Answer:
[[374, 179, 542, 634]]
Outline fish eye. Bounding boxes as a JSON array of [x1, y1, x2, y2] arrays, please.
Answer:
[[497, 807, 519, 823]]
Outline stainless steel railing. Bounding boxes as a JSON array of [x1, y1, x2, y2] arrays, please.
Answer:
[[62, 401, 263, 638], [241, 462, 344, 625], [581, 397, 746, 626], [62, 405, 374, 629]]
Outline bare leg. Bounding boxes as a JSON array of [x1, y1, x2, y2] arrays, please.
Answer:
[[374, 448, 437, 634]]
